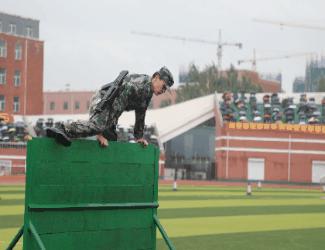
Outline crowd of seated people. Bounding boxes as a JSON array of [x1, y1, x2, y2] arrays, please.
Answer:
[[0, 118, 30, 143], [220, 92, 325, 124], [1, 116, 159, 146]]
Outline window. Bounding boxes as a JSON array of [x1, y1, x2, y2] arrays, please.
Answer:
[[74, 101, 80, 110], [50, 102, 55, 110], [13, 96, 20, 112], [63, 102, 68, 110], [0, 68, 6, 84], [14, 70, 21, 86], [26, 26, 33, 37], [0, 21, 2, 32], [86, 101, 90, 110], [0, 40, 6, 58], [9, 23, 16, 34], [15, 44, 22, 60], [0, 95, 5, 111]]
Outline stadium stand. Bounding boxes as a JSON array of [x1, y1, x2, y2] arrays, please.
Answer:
[[220, 92, 325, 124], [0, 116, 159, 147]]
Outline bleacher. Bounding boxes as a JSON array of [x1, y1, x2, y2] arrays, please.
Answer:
[[0, 116, 159, 147], [0, 119, 29, 143], [220, 92, 325, 125]]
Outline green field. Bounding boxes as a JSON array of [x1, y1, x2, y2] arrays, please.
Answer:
[[1, 184, 325, 250]]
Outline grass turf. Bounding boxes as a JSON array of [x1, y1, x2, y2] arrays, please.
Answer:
[[0, 185, 325, 250]]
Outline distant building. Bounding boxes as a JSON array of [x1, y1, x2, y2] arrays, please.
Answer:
[[43, 91, 94, 114], [305, 57, 325, 92], [260, 72, 282, 85], [43, 89, 177, 114], [235, 70, 282, 92], [293, 77, 305, 93], [0, 12, 43, 115], [180, 67, 282, 93]]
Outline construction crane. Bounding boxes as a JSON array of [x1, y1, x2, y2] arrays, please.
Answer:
[[253, 18, 325, 31], [238, 49, 315, 71], [131, 29, 242, 70]]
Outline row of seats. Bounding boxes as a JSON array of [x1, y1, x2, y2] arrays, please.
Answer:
[[0, 119, 29, 142], [220, 92, 325, 124], [34, 118, 159, 146], [0, 116, 159, 146]]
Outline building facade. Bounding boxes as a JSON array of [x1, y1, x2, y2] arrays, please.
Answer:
[[0, 12, 43, 115], [305, 57, 325, 92], [3, 91, 325, 184], [236, 70, 282, 93], [43, 91, 94, 114], [43, 89, 177, 114], [215, 111, 325, 184]]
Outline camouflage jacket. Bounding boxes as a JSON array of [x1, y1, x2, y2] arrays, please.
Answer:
[[96, 73, 153, 139]]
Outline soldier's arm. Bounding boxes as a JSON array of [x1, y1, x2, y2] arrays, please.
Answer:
[[134, 108, 146, 140]]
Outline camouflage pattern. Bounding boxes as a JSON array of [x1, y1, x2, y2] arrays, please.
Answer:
[[65, 73, 153, 140]]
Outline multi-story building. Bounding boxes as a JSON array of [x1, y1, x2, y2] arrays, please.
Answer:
[[215, 92, 325, 184], [4, 91, 325, 184], [236, 70, 282, 92], [305, 57, 325, 92], [0, 12, 43, 115], [43, 90, 94, 115]]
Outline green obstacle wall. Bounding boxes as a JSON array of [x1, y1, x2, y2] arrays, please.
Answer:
[[8, 138, 175, 250]]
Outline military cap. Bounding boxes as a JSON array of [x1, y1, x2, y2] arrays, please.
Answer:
[[239, 116, 247, 121], [159, 66, 174, 88], [254, 116, 262, 122], [239, 110, 246, 116], [272, 107, 280, 113]]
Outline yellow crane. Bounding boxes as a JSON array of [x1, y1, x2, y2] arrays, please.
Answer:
[[131, 29, 242, 70]]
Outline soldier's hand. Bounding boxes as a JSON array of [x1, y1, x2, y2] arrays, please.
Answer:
[[136, 138, 148, 147], [96, 134, 109, 147]]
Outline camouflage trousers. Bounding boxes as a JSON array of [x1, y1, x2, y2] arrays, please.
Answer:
[[64, 90, 119, 141]]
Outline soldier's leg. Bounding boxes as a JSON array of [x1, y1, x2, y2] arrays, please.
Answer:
[[46, 111, 107, 146], [63, 89, 108, 138], [100, 95, 127, 142], [102, 125, 118, 141], [64, 118, 106, 138]]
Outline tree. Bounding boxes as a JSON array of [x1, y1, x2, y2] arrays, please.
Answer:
[[176, 63, 262, 103], [318, 78, 325, 92]]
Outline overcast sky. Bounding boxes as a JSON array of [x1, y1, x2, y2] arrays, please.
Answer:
[[1, 0, 325, 92]]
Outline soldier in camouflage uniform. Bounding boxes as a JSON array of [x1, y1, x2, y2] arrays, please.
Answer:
[[46, 67, 174, 147]]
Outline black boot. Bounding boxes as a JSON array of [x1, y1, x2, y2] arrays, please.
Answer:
[[46, 124, 72, 147]]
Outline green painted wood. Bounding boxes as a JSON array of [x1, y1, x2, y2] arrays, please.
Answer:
[[22, 138, 159, 250], [153, 215, 176, 250], [6, 226, 24, 250]]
